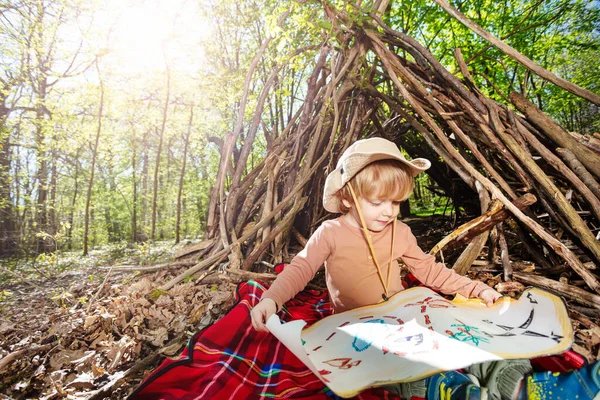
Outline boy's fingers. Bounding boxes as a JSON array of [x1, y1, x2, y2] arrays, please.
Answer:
[[250, 309, 260, 330], [251, 308, 268, 331]]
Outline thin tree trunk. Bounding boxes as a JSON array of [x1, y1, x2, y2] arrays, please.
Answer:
[[35, 80, 49, 253], [83, 60, 104, 256], [67, 157, 79, 250], [0, 105, 15, 256], [48, 150, 57, 240], [151, 56, 171, 241], [131, 127, 138, 243], [140, 133, 149, 239], [176, 105, 193, 244]]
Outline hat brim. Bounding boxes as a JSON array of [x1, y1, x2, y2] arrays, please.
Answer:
[[322, 154, 431, 213]]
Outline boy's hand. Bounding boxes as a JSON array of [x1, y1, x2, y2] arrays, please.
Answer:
[[250, 298, 278, 332], [479, 288, 502, 307]]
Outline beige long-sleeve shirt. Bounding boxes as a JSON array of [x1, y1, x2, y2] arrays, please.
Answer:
[[262, 217, 490, 313]]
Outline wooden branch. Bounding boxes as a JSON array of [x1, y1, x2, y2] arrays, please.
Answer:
[[571, 305, 600, 319], [431, 194, 536, 255], [87, 267, 112, 313], [453, 233, 489, 276], [0, 342, 56, 373], [206, 132, 236, 238], [0, 266, 42, 289], [513, 272, 600, 309], [511, 92, 600, 179], [175, 239, 214, 259], [228, 269, 277, 282], [379, 45, 517, 200], [506, 219, 555, 271], [454, 49, 536, 195], [506, 119, 600, 224], [556, 148, 600, 202], [99, 261, 197, 272], [161, 120, 340, 290], [95, 332, 189, 400], [432, 0, 600, 106], [497, 223, 512, 281], [242, 197, 308, 270], [368, 34, 600, 295], [452, 181, 490, 276], [366, 86, 477, 191], [487, 100, 600, 265], [371, 14, 488, 115], [291, 226, 308, 247], [570, 131, 600, 154], [568, 309, 600, 332]]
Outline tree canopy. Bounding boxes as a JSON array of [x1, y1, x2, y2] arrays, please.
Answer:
[[0, 0, 597, 259], [1, 0, 600, 397]]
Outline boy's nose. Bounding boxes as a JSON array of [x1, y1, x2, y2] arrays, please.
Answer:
[[382, 202, 393, 216]]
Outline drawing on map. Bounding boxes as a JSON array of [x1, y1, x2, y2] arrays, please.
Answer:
[[266, 287, 572, 399]]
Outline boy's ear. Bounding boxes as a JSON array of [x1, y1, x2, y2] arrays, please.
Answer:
[[341, 198, 353, 209]]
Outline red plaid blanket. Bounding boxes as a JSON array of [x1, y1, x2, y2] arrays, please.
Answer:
[[130, 278, 585, 400], [130, 279, 400, 399]]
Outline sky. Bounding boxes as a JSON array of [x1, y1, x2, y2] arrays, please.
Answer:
[[92, 0, 213, 76]]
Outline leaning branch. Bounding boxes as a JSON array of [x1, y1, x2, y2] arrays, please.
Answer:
[[432, 0, 600, 106]]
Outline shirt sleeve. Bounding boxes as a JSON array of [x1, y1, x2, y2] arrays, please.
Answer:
[[399, 223, 490, 298], [261, 223, 333, 309]]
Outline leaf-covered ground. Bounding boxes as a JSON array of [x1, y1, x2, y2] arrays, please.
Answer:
[[0, 242, 236, 399], [1, 220, 598, 399]]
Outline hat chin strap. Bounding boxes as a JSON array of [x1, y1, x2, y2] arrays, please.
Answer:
[[347, 183, 396, 301]]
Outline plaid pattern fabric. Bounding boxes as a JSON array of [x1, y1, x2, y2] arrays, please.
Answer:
[[130, 275, 585, 400], [129, 279, 401, 400]]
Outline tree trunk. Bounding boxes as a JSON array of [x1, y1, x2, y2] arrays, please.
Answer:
[[35, 79, 49, 253], [67, 156, 80, 250], [151, 57, 171, 241], [131, 127, 138, 243], [48, 149, 57, 242], [140, 133, 149, 240], [175, 105, 193, 244], [0, 103, 16, 257], [83, 60, 104, 256]]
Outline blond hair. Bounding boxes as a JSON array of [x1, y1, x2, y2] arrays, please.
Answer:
[[337, 160, 414, 214]]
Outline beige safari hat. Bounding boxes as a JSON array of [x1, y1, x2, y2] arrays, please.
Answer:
[[323, 137, 431, 213]]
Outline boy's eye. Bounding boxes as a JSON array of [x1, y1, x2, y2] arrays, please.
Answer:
[[369, 200, 382, 206]]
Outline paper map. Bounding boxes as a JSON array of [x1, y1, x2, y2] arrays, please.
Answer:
[[266, 287, 572, 398]]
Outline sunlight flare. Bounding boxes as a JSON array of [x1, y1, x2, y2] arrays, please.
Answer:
[[100, 0, 212, 74]]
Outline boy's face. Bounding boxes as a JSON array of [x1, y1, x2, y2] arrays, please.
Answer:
[[341, 195, 400, 232]]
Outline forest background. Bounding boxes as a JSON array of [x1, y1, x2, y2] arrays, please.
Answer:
[[0, 0, 598, 263], [0, 0, 599, 397]]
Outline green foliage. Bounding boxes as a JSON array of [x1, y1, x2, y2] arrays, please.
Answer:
[[0, 290, 13, 302], [0, 0, 597, 259], [149, 288, 169, 301], [385, 0, 600, 133], [0, 290, 12, 312], [50, 289, 74, 308]]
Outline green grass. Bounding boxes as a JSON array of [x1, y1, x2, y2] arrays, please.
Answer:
[[411, 205, 455, 217]]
